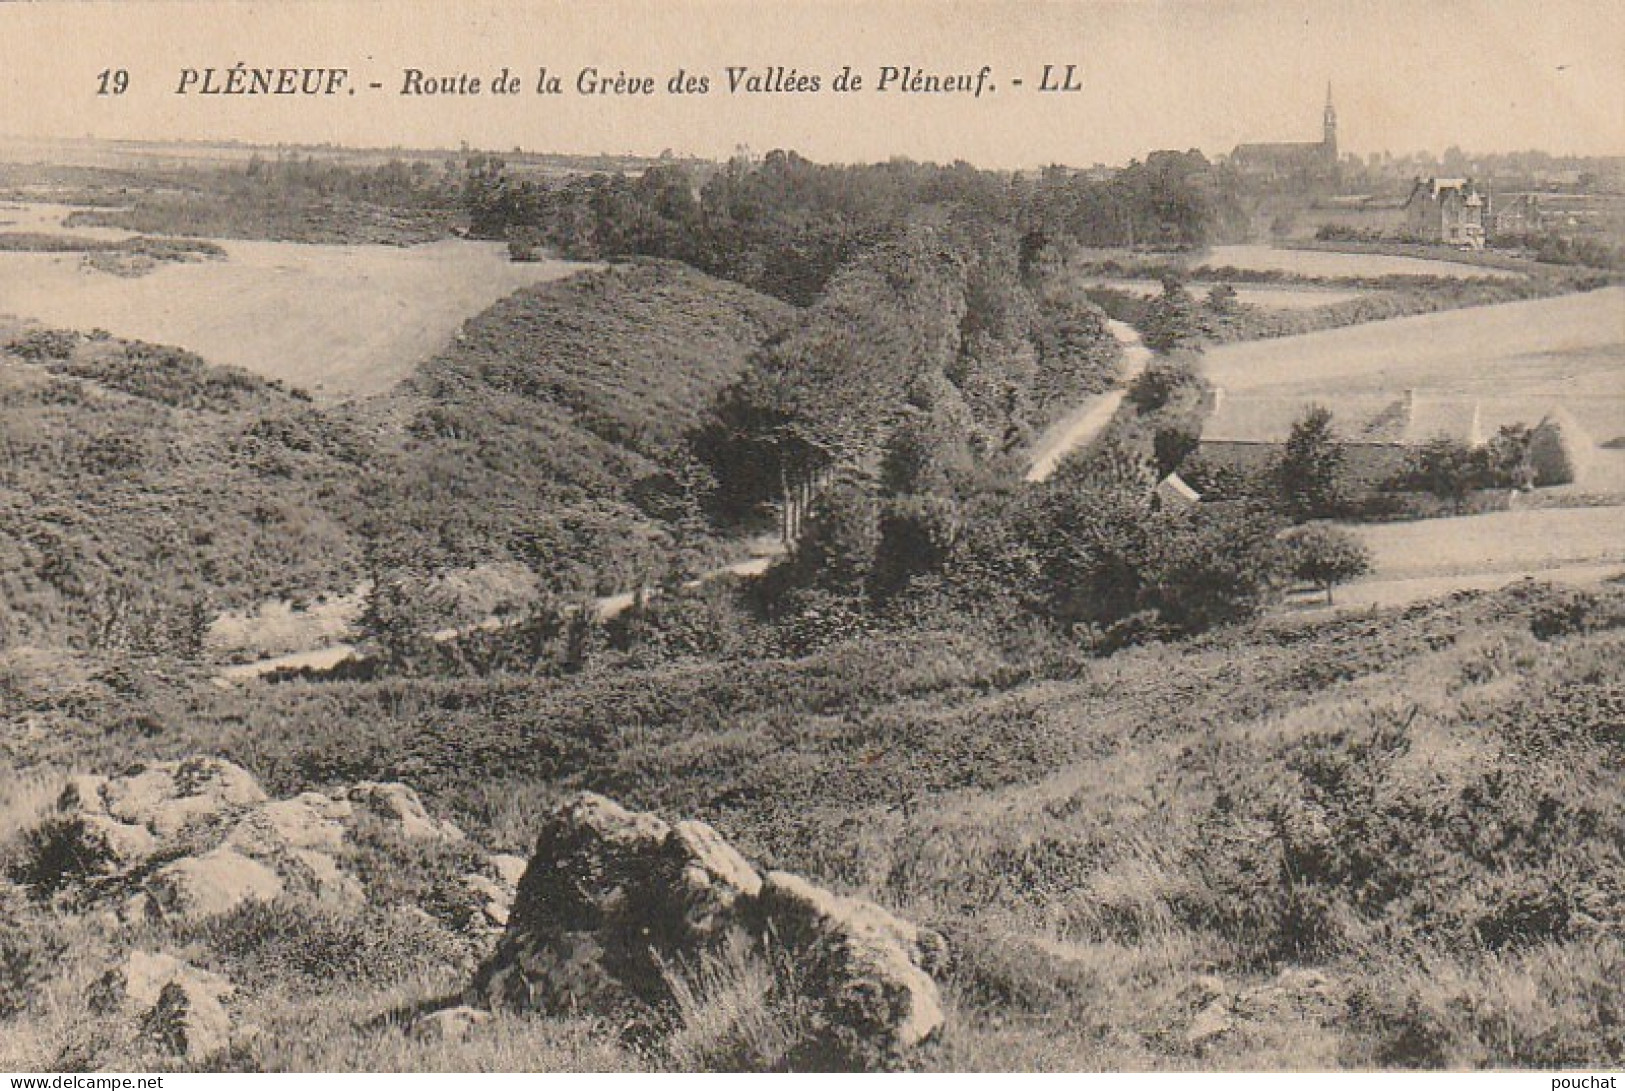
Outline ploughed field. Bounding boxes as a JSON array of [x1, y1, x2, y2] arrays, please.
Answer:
[[0, 202, 587, 401], [1202, 287, 1625, 444]]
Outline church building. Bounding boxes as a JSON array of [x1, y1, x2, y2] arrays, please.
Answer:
[[1228, 85, 1340, 188]]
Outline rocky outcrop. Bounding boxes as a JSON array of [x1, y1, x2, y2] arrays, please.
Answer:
[[25, 758, 495, 928], [475, 791, 946, 1068], [18, 768, 945, 1069], [754, 870, 946, 1056], [98, 758, 269, 837], [88, 951, 234, 1061], [8, 757, 528, 1071], [409, 1004, 492, 1043], [475, 792, 763, 1018], [1174, 967, 1343, 1057], [143, 847, 286, 923], [347, 782, 465, 842]]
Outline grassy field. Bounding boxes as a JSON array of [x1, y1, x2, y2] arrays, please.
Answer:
[[1204, 286, 1624, 394], [1202, 288, 1625, 451]]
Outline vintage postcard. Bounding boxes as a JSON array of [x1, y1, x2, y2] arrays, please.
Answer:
[[0, 0, 1621, 1078]]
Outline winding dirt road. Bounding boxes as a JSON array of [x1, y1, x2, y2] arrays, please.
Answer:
[[1024, 320, 1152, 483], [218, 319, 1152, 683]]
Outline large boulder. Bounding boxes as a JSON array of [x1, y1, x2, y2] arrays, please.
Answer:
[[409, 1004, 492, 1043], [100, 757, 268, 837], [347, 782, 464, 842], [144, 847, 285, 923], [228, 793, 353, 855], [755, 870, 945, 1059], [476, 792, 762, 1019], [475, 792, 946, 1067]]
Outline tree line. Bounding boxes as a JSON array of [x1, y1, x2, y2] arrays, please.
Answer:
[[465, 148, 1249, 305]]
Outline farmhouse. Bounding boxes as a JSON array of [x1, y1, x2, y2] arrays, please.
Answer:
[[1405, 177, 1486, 249], [1195, 388, 1591, 488]]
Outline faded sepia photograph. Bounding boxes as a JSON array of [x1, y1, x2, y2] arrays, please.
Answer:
[[0, 0, 1621, 1076]]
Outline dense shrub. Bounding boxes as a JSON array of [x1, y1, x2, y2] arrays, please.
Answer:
[[1125, 354, 1203, 414], [5, 330, 80, 361], [190, 898, 478, 992]]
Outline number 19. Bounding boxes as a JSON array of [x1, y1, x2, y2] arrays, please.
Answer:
[[97, 69, 129, 95]]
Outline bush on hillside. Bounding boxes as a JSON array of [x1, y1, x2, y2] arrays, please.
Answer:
[[1281, 524, 1373, 604]]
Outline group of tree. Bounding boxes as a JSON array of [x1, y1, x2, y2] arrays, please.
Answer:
[[462, 147, 1249, 306], [1015, 150, 1250, 251], [689, 223, 1125, 531]]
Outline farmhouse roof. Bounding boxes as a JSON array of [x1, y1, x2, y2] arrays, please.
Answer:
[[1403, 396, 1482, 446], [1201, 394, 1402, 445], [1407, 176, 1482, 206], [1201, 390, 1504, 448]]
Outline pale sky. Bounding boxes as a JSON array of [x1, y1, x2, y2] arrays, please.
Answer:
[[1, 0, 1621, 167]]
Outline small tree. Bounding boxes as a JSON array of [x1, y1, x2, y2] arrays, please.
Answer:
[[1483, 424, 1535, 489], [1274, 408, 1352, 523], [1205, 283, 1240, 315], [1152, 425, 1201, 477], [1527, 418, 1578, 486], [1142, 277, 1209, 353], [1400, 437, 1487, 509], [763, 483, 880, 610], [1126, 353, 1202, 415], [1275, 406, 1348, 521], [1281, 524, 1371, 604]]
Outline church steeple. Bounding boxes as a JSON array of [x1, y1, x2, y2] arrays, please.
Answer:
[[1323, 82, 1337, 158]]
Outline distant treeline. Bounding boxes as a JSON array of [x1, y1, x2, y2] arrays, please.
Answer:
[[466, 148, 1248, 305], [60, 156, 465, 245]]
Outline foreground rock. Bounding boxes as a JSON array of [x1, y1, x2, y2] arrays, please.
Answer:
[[89, 951, 234, 1060], [755, 870, 947, 1056], [475, 791, 946, 1067], [476, 792, 763, 1018], [25, 757, 483, 926], [1174, 967, 1343, 1060], [10, 757, 526, 1071]]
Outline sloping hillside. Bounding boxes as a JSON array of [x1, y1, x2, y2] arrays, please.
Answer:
[[0, 327, 371, 653], [407, 259, 795, 464], [360, 260, 795, 589], [8, 578, 1621, 1070], [0, 261, 795, 652]]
